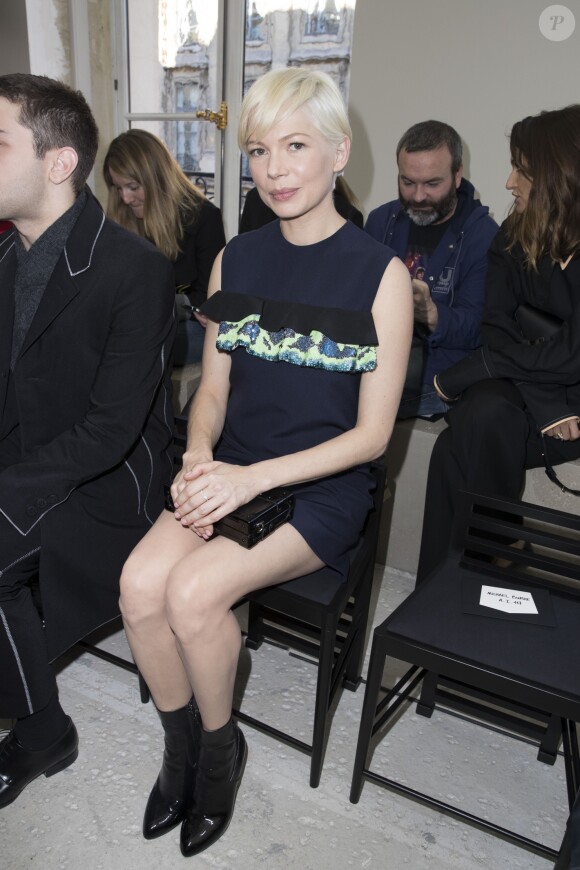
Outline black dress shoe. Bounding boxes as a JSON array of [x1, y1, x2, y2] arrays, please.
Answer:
[[0, 717, 78, 808], [180, 720, 247, 857]]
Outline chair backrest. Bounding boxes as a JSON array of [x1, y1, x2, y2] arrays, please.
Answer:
[[451, 490, 580, 595]]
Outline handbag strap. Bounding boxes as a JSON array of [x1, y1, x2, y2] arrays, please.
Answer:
[[540, 434, 580, 496]]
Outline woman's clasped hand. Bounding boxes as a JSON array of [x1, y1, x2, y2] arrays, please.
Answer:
[[171, 461, 261, 536]]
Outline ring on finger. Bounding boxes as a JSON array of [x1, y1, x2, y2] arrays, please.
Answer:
[[557, 433, 564, 440], [201, 489, 209, 502]]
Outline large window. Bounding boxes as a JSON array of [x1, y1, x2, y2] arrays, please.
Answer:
[[119, 0, 221, 200], [113, 0, 357, 235]]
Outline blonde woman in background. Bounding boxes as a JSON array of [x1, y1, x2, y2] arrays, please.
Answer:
[[104, 129, 225, 365]]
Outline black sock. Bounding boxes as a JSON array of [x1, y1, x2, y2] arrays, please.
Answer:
[[14, 693, 69, 750]]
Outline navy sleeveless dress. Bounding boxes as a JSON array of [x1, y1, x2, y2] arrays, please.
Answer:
[[202, 219, 396, 580]]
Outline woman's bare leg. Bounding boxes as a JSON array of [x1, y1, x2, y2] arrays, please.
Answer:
[[120, 509, 206, 711], [175, 525, 323, 857], [164, 524, 324, 730], [123, 517, 324, 852]]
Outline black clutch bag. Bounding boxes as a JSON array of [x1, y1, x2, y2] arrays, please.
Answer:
[[214, 488, 295, 548]]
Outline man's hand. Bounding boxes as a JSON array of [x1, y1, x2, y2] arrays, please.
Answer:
[[412, 279, 438, 331]]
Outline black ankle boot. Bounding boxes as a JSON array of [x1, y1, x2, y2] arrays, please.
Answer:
[[143, 698, 200, 840], [180, 719, 247, 857]]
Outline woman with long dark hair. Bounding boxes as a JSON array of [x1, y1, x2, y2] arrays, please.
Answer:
[[417, 104, 580, 583]]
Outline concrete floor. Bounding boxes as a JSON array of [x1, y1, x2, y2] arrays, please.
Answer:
[[0, 566, 567, 870]]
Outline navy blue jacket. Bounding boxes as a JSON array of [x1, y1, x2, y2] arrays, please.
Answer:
[[365, 178, 499, 385]]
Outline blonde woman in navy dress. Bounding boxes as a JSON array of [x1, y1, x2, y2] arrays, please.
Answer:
[[119, 68, 413, 858]]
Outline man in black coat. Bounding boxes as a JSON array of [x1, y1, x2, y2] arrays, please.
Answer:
[[0, 74, 176, 807]]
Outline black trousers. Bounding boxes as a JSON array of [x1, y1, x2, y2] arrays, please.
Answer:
[[416, 379, 580, 584], [0, 514, 57, 718]]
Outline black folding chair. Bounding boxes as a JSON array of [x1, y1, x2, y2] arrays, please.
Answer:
[[235, 457, 385, 787], [350, 491, 580, 861]]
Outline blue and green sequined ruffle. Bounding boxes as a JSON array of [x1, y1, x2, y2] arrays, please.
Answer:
[[202, 291, 378, 374]]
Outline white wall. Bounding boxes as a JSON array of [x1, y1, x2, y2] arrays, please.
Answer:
[[0, 0, 30, 74], [347, 0, 580, 224], [24, 0, 70, 80]]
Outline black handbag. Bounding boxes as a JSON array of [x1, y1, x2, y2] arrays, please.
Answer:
[[214, 488, 295, 548], [515, 304, 580, 496], [164, 485, 296, 545]]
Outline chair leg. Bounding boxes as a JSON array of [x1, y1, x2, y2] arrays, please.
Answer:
[[343, 606, 365, 690], [138, 670, 150, 704], [562, 718, 580, 810], [343, 560, 375, 691], [309, 626, 335, 788], [556, 728, 580, 868], [349, 633, 387, 804], [421, 674, 563, 764], [245, 601, 264, 651], [416, 669, 437, 718], [537, 713, 562, 765]]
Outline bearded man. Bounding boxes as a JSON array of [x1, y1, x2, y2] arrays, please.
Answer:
[[365, 120, 498, 419]]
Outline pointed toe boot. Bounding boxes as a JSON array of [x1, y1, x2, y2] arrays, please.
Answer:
[[180, 719, 247, 857], [143, 698, 200, 840]]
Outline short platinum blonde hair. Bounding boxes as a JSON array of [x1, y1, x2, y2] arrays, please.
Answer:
[[238, 68, 351, 153]]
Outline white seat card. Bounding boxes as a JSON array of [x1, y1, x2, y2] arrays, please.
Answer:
[[479, 585, 538, 615]]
